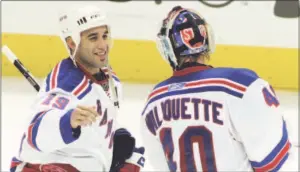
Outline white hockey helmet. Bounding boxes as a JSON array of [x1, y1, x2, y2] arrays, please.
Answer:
[[58, 5, 112, 63]]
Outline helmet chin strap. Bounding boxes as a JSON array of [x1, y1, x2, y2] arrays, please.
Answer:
[[70, 46, 79, 67], [102, 43, 119, 108], [106, 56, 119, 108], [107, 67, 119, 108], [69, 31, 81, 67]]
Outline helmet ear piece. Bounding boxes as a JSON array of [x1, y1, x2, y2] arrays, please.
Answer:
[[65, 37, 75, 46]]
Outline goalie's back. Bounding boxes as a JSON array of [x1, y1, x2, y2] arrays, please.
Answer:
[[140, 65, 290, 171]]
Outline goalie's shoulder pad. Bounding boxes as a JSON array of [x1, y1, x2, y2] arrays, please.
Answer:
[[45, 57, 92, 99]]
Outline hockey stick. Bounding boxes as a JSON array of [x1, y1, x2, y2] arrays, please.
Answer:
[[2, 45, 40, 92]]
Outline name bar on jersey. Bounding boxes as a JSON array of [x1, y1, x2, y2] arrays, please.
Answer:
[[142, 78, 247, 115]]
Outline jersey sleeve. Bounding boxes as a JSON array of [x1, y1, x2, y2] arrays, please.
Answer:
[[140, 109, 169, 171], [26, 89, 80, 153], [229, 78, 293, 171]]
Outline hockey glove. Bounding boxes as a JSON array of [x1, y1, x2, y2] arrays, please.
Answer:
[[118, 147, 145, 172], [110, 128, 135, 171]]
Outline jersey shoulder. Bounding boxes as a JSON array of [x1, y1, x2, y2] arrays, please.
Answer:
[[44, 57, 92, 99], [204, 67, 259, 86], [154, 67, 259, 90]]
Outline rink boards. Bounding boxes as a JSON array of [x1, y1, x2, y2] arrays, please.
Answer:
[[2, 33, 298, 90], [1, 1, 298, 90]]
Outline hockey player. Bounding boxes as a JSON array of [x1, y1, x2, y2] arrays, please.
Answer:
[[10, 5, 145, 172], [140, 6, 297, 171]]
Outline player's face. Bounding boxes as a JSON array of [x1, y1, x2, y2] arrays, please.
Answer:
[[77, 25, 110, 71]]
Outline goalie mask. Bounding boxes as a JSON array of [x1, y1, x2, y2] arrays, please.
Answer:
[[156, 6, 215, 70], [58, 5, 113, 66]]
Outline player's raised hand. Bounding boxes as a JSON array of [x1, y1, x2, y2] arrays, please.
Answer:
[[70, 105, 99, 128]]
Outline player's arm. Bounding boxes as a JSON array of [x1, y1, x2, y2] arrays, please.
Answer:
[[229, 78, 297, 171], [25, 91, 97, 153], [140, 111, 169, 171]]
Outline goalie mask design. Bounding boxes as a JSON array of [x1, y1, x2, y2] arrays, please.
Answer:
[[156, 6, 215, 70]]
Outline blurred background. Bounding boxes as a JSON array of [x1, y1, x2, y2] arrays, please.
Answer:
[[1, 1, 299, 171]]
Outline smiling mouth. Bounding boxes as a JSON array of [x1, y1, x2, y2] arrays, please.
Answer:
[[94, 52, 106, 61]]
